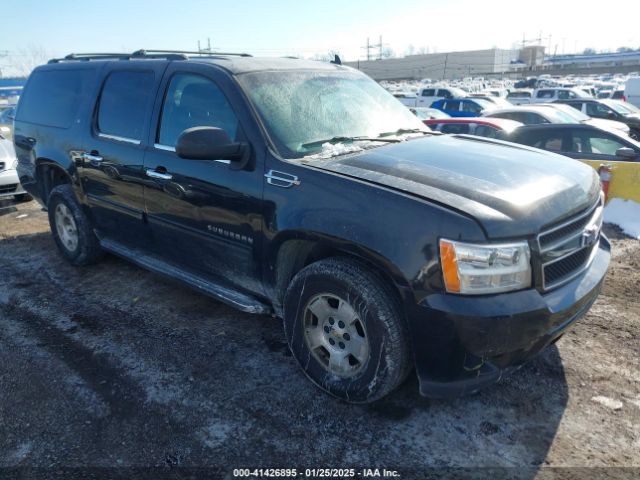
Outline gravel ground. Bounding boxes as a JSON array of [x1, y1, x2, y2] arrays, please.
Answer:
[[0, 198, 638, 479]]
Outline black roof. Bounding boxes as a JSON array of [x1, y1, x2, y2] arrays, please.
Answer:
[[47, 49, 350, 75]]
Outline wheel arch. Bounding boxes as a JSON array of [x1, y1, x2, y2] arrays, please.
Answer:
[[268, 231, 412, 316]]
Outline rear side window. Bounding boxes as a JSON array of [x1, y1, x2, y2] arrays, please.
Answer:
[[474, 125, 500, 138], [16, 69, 95, 129], [536, 90, 555, 99], [421, 89, 435, 97], [97, 71, 155, 141], [440, 123, 470, 134], [443, 101, 459, 111]]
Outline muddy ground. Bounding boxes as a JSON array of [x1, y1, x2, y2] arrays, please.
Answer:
[[0, 198, 638, 479]]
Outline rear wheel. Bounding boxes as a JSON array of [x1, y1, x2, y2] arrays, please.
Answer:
[[48, 184, 103, 266], [283, 257, 412, 403]]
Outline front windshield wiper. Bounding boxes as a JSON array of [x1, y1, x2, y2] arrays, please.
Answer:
[[301, 135, 401, 149], [377, 128, 437, 137]]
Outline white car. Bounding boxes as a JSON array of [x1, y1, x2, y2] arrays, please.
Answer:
[[0, 135, 29, 201], [530, 87, 592, 103]]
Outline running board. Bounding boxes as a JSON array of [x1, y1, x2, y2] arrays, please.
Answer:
[[100, 238, 272, 315]]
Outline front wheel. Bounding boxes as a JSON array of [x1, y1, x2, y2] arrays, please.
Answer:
[[283, 258, 412, 403]]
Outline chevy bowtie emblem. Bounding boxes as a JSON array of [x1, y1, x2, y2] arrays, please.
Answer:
[[581, 224, 599, 248]]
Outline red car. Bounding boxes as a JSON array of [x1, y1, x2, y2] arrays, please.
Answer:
[[423, 117, 524, 139]]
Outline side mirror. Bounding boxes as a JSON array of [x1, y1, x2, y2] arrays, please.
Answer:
[[607, 112, 617, 120], [176, 127, 251, 170], [615, 147, 637, 160]]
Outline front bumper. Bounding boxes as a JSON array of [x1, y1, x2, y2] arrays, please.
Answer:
[[410, 236, 611, 398], [0, 168, 26, 198]]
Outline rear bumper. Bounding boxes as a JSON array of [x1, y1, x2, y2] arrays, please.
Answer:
[[0, 168, 26, 198], [409, 236, 610, 398]]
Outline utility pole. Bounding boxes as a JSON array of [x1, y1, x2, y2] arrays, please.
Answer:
[[443, 53, 449, 80], [361, 37, 374, 61], [198, 38, 213, 54], [377, 35, 383, 60]]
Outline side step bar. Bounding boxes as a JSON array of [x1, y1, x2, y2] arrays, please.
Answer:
[[100, 238, 272, 315]]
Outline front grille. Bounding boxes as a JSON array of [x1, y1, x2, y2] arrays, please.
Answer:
[[538, 196, 603, 291], [543, 247, 592, 287], [0, 183, 17, 194], [539, 213, 594, 249]]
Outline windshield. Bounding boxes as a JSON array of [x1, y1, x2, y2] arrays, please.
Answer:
[[550, 104, 589, 121], [237, 70, 428, 158], [604, 100, 640, 114], [541, 108, 584, 123]]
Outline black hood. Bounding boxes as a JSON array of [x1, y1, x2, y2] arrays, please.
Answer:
[[308, 135, 600, 239]]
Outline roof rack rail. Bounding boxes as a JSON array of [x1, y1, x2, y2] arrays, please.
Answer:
[[48, 49, 252, 64]]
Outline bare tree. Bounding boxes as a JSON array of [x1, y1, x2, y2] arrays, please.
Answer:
[[9, 45, 49, 77]]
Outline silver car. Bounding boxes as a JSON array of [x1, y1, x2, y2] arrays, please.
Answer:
[[0, 135, 29, 201]]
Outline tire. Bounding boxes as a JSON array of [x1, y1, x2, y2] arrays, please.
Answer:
[[283, 257, 412, 403], [630, 129, 640, 141], [47, 184, 103, 266], [14, 193, 32, 202]]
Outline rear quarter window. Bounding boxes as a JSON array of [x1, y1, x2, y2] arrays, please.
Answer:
[[16, 68, 96, 129]]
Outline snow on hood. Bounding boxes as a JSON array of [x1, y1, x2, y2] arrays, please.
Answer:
[[304, 142, 365, 160], [604, 198, 640, 239]]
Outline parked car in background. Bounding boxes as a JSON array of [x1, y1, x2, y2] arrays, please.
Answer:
[[430, 98, 496, 117], [554, 99, 640, 140], [625, 78, 640, 107], [505, 123, 640, 204], [0, 86, 22, 109], [531, 87, 592, 103], [393, 91, 420, 107], [0, 106, 16, 139], [423, 117, 523, 138], [484, 104, 630, 137], [506, 89, 534, 105], [413, 85, 467, 108], [0, 134, 29, 201], [468, 94, 512, 108], [545, 103, 631, 137], [408, 107, 450, 120], [611, 89, 626, 101]]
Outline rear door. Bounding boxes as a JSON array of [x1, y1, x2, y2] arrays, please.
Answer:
[[142, 63, 266, 295], [80, 62, 167, 246]]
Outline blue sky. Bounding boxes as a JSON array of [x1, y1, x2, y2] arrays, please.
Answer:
[[1, 0, 639, 75]]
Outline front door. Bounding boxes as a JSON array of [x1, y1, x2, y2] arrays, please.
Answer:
[[142, 65, 265, 296], [80, 62, 167, 245], [565, 127, 640, 203]]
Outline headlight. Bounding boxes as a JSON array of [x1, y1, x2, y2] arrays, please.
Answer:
[[439, 238, 531, 295]]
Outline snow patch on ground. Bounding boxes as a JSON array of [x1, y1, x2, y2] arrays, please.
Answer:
[[591, 396, 623, 410], [604, 198, 640, 239]]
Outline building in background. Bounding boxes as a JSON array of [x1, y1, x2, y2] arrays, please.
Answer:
[[344, 48, 521, 80]]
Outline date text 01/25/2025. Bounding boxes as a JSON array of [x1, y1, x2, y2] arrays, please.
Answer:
[[232, 468, 401, 478]]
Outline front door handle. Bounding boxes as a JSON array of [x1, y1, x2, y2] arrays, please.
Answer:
[[82, 152, 103, 164], [146, 168, 173, 180]]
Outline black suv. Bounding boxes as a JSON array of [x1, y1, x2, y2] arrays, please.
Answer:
[[15, 50, 610, 402]]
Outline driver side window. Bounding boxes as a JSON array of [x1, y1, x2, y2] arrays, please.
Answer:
[[157, 73, 238, 148]]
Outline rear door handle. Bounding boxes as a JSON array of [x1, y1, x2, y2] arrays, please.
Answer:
[[146, 168, 173, 180], [82, 152, 103, 164]]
